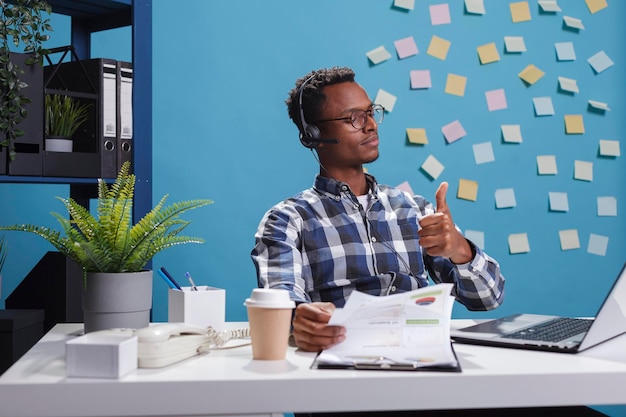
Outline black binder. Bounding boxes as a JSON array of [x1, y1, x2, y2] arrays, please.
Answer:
[[117, 61, 133, 172]]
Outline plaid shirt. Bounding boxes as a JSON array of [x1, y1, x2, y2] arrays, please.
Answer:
[[251, 174, 505, 310]]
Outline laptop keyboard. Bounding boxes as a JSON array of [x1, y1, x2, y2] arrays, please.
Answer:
[[505, 317, 593, 342]]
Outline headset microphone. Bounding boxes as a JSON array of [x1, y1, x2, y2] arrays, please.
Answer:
[[297, 75, 339, 148]]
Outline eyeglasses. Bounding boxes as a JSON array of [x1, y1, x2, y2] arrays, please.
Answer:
[[313, 104, 385, 130]]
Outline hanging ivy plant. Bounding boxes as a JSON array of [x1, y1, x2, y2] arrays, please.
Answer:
[[0, 0, 53, 160]]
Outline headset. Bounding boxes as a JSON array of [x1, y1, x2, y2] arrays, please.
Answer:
[[297, 74, 339, 149]]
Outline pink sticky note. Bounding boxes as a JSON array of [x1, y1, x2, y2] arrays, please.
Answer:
[[485, 88, 507, 111], [430, 4, 451, 25], [410, 70, 431, 89], [442, 120, 466, 143], [394, 36, 418, 59]]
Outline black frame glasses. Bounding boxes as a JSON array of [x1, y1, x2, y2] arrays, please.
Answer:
[[313, 104, 385, 130]]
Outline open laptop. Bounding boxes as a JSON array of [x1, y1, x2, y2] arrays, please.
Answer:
[[451, 262, 626, 353]]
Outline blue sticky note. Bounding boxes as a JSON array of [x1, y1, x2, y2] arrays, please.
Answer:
[[495, 188, 516, 209], [533, 97, 555, 116], [588, 51, 614, 74], [555, 42, 576, 61], [549, 192, 569, 212]]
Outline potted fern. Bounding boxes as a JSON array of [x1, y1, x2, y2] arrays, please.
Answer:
[[44, 94, 91, 152], [0, 161, 213, 332]]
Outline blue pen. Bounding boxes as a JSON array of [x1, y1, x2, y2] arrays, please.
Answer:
[[159, 267, 182, 290], [156, 268, 177, 289], [185, 272, 198, 291]]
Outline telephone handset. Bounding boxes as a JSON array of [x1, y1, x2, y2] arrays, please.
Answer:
[[136, 323, 250, 368]]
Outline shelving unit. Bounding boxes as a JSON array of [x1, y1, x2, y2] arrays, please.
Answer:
[[0, 0, 152, 223]]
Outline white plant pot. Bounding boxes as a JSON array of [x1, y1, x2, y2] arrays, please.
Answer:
[[45, 137, 73, 152]]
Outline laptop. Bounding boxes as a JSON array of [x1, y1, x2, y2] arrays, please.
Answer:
[[451, 262, 626, 353]]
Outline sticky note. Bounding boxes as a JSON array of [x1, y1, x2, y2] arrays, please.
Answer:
[[549, 192, 569, 212], [510, 1, 531, 23], [585, 0, 608, 14], [430, 3, 451, 25], [519, 64, 545, 85], [396, 180, 415, 195], [366, 46, 392, 65], [533, 97, 554, 116], [374, 89, 397, 112], [427, 36, 451, 60], [501, 124, 523, 143], [538, 1, 561, 12], [406, 128, 428, 145], [509, 233, 530, 254], [485, 88, 507, 111], [441, 120, 466, 144], [464, 0, 485, 15], [574, 160, 593, 181], [555, 42, 576, 61], [394, 36, 418, 59], [473, 142, 495, 164], [588, 100, 610, 111], [504, 36, 526, 53], [421, 155, 444, 179], [457, 179, 478, 202], [495, 188, 516, 209], [559, 229, 580, 251], [563, 16, 584, 30], [537, 155, 557, 175], [410, 70, 432, 89], [597, 196, 617, 216], [394, 0, 415, 10], [599, 139, 620, 157], [565, 115, 584, 134], [588, 51, 614, 73], [558, 76, 579, 93], [588, 234, 609, 256], [477, 43, 500, 64], [465, 230, 485, 249], [445, 74, 467, 97]]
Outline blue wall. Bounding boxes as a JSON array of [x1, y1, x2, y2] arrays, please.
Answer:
[[1, 1, 624, 325]]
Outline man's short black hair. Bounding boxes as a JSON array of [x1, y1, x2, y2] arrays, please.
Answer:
[[286, 67, 356, 133]]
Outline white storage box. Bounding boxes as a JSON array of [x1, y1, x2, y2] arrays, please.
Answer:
[[66, 329, 137, 378], [168, 286, 225, 330]]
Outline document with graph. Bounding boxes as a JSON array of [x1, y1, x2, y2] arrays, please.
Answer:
[[312, 283, 460, 371]]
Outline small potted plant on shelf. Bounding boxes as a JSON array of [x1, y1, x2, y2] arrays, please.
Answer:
[[0, 161, 213, 332], [44, 93, 91, 152]]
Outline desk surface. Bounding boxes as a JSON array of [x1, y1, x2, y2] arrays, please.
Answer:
[[1, 321, 626, 417]]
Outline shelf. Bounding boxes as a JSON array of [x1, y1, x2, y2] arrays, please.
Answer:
[[0, 175, 105, 184], [48, 0, 131, 29]]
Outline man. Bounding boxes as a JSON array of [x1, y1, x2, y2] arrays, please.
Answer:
[[251, 67, 505, 353]]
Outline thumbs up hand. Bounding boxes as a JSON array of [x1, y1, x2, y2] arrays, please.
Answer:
[[418, 182, 473, 264]]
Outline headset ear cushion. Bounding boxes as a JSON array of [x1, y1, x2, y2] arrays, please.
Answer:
[[299, 124, 321, 148]]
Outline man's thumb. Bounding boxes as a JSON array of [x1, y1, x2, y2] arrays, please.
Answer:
[[435, 182, 449, 212]]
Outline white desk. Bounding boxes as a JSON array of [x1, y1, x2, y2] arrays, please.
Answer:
[[1, 321, 625, 417]]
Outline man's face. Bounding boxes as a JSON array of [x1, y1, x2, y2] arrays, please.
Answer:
[[315, 82, 380, 168]]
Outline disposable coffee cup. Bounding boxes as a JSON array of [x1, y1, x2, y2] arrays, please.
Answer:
[[244, 288, 295, 360]]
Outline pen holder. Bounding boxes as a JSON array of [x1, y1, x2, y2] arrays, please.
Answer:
[[168, 286, 226, 330]]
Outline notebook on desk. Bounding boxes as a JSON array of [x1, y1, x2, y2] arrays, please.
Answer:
[[451, 262, 626, 353]]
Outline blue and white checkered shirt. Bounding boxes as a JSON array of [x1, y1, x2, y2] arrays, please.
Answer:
[[251, 174, 505, 310]]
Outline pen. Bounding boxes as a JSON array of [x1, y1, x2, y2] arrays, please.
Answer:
[[157, 268, 178, 289], [185, 272, 198, 291], [160, 267, 182, 290]]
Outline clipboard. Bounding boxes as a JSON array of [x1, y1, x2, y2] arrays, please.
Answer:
[[310, 342, 462, 372]]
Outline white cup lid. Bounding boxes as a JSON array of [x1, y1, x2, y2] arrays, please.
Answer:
[[244, 288, 295, 309]]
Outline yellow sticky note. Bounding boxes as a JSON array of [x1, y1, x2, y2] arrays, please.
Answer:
[[477, 43, 500, 65], [427, 36, 451, 61], [406, 128, 428, 145], [585, 0, 608, 14], [565, 114, 585, 134], [445, 74, 467, 97], [457, 179, 478, 202], [518, 64, 545, 85], [510, 1, 531, 22]]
